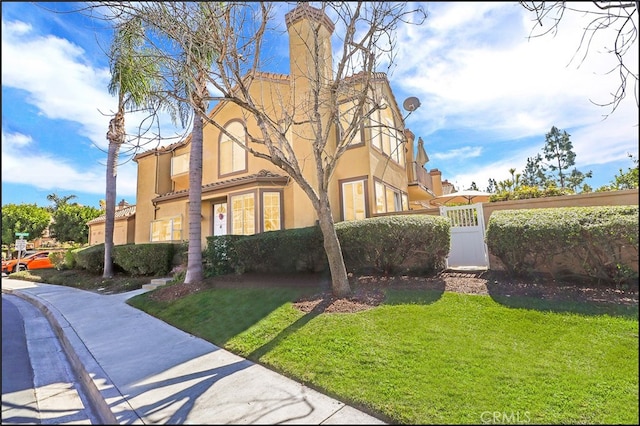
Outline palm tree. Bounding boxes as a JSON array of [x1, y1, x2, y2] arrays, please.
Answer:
[[129, 3, 220, 285], [166, 4, 219, 284], [103, 16, 161, 278]]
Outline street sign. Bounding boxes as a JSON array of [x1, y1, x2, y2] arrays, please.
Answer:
[[15, 239, 27, 251], [15, 232, 29, 237]]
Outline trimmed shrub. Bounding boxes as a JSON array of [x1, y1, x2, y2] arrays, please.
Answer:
[[486, 205, 638, 285], [224, 215, 450, 275], [230, 226, 326, 274], [74, 244, 105, 273], [336, 215, 450, 274], [113, 243, 174, 276], [203, 235, 245, 276]]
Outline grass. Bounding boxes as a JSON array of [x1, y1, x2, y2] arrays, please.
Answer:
[[8, 268, 639, 424], [10, 268, 151, 294], [127, 285, 639, 424]]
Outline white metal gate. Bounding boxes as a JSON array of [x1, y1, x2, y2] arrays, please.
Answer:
[[440, 203, 489, 269]]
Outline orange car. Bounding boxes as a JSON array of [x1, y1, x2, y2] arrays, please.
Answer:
[[2, 251, 54, 274]]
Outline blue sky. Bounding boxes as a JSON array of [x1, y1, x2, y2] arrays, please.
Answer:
[[2, 2, 638, 209]]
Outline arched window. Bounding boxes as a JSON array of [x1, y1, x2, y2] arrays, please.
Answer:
[[219, 121, 247, 176]]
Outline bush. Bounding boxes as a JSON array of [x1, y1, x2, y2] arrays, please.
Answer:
[[489, 185, 574, 202], [203, 235, 245, 276], [224, 215, 450, 276], [113, 243, 175, 276], [486, 206, 638, 285], [74, 244, 105, 273], [48, 251, 66, 270], [336, 215, 450, 274], [230, 226, 325, 274]]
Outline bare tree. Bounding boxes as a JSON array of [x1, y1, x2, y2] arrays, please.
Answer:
[[196, 2, 425, 296], [520, 1, 639, 117]]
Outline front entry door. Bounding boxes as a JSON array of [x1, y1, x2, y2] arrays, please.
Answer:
[[213, 202, 228, 236]]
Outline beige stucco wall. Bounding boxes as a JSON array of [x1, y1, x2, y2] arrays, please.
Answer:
[[135, 155, 159, 244], [88, 218, 135, 246]]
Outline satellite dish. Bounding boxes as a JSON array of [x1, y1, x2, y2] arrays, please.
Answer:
[[403, 97, 421, 112]]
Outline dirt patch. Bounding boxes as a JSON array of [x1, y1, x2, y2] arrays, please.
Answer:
[[148, 270, 638, 314]]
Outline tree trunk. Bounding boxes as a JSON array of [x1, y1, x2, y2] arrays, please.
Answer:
[[316, 193, 351, 297], [184, 110, 204, 284], [103, 111, 124, 279]]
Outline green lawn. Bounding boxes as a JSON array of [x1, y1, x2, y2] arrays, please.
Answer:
[[127, 286, 638, 424]]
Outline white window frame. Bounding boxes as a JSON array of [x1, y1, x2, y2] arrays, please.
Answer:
[[150, 215, 182, 242]]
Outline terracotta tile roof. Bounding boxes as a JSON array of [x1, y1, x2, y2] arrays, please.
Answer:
[[87, 205, 136, 225], [152, 169, 289, 203]]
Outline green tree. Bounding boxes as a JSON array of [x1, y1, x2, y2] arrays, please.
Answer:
[[49, 204, 102, 244], [598, 154, 639, 191], [541, 126, 591, 189], [46, 193, 78, 211], [521, 154, 546, 188], [467, 182, 479, 191], [486, 178, 498, 193], [132, 2, 220, 285], [566, 167, 593, 192], [1, 204, 51, 247], [103, 15, 167, 279], [611, 154, 639, 189]]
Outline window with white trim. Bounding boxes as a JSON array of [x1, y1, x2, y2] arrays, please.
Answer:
[[370, 99, 405, 166], [374, 181, 407, 214], [342, 180, 366, 221], [220, 121, 247, 175], [262, 191, 282, 232], [231, 192, 255, 235], [338, 100, 362, 146], [171, 153, 189, 176], [150, 215, 182, 242]]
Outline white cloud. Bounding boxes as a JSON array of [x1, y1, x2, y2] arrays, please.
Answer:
[[392, 2, 638, 143], [431, 146, 483, 161], [1, 17, 114, 148], [1, 130, 137, 197]]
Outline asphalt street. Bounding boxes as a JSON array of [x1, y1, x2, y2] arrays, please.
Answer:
[[2, 293, 100, 424]]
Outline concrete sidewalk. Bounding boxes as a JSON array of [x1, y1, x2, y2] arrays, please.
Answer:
[[2, 278, 387, 425]]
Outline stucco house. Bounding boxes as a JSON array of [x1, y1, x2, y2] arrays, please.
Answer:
[[87, 201, 136, 246], [131, 4, 449, 248]]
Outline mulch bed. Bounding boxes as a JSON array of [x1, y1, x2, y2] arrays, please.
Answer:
[[148, 270, 638, 314]]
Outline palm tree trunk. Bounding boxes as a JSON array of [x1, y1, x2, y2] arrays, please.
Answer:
[[103, 111, 124, 279], [184, 110, 204, 284]]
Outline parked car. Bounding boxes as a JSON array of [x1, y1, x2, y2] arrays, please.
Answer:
[[2, 251, 54, 274]]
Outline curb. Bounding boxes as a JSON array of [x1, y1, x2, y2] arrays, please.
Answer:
[[2, 288, 141, 425]]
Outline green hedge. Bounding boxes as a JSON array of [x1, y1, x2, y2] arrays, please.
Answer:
[[206, 215, 450, 276], [74, 244, 105, 274], [485, 205, 639, 284], [203, 235, 245, 276], [73, 243, 179, 276], [113, 243, 175, 276], [336, 215, 450, 274], [209, 226, 325, 275]]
